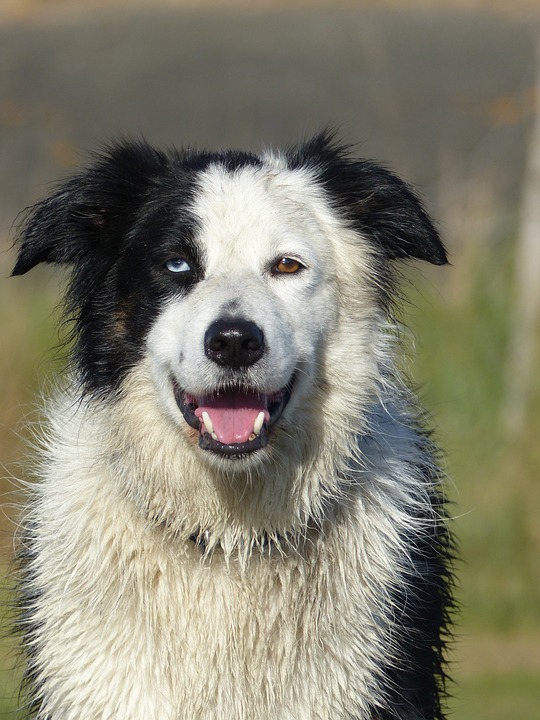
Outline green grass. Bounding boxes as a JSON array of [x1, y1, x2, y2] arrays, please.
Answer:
[[404, 253, 540, 633], [0, 582, 22, 718], [449, 672, 540, 720], [404, 249, 540, 717]]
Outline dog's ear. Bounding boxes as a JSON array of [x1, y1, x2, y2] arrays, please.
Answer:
[[290, 133, 447, 266], [12, 141, 167, 276], [12, 182, 104, 276]]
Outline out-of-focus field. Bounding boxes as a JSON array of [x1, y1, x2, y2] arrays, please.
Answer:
[[1, 1, 539, 717], [406, 257, 540, 718]]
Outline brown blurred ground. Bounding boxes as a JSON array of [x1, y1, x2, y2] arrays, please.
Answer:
[[2, 0, 540, 20]]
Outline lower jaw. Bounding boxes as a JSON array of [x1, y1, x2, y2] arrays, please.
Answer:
[[198, 426, 269, 457]]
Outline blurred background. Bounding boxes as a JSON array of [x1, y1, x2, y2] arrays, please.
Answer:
[[1, 0, 539, 717]]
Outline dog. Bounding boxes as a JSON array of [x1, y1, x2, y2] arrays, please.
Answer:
[[12, 132, 453, 719]]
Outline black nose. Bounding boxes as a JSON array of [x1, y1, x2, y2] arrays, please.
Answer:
[[204, 319, 264, 368]]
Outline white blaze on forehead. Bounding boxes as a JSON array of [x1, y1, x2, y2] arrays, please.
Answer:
[[190, 159, 334, 276]]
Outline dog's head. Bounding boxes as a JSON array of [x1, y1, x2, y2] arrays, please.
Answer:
[[13, 133, 446, 469]]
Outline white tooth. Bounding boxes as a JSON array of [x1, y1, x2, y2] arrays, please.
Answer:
[[211, 432, 218, 441], [253, 411, 265, 436], [202, 411, 214, 435]]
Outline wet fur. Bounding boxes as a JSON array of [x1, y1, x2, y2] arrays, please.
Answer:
[[13, 133, 453, 719]]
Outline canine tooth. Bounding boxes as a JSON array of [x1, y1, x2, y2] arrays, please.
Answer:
[[201, 411, 214, 435], [211, 432, 218, 441], [253, 411, 265, 436]]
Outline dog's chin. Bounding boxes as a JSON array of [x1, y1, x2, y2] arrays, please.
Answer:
[[173, 376, 295, 459]]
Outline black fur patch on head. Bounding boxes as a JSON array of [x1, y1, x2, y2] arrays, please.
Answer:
[[287, 131, 447, 265], [12, 141, 261, 396]]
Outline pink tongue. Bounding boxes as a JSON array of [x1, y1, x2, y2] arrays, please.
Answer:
[[194, 391, 270, 445]]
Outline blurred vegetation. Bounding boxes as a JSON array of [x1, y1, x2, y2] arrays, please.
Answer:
[[0, 272, 66, 718], [406, 237, 540, 718], [408, 240, 540, 634], [0, 235, 539, 717]]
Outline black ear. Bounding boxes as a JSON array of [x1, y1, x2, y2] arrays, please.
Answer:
[[289, 133, 447, 266], [12, 182, 103, 276], [12, 141, 168, 277]]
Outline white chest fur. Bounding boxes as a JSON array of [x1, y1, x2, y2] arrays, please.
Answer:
[[23, 390, 428, 720]]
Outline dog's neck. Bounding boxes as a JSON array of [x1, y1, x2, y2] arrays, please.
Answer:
[[187, 518, 324, 557]]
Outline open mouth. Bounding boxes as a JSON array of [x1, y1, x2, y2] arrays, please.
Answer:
[[174, 377, 294, 457]]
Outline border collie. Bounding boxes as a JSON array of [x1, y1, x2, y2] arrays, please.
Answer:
[[12, 133, 453, 719]]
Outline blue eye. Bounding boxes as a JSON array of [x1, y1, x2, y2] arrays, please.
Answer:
[[165, 258, 191, 274]]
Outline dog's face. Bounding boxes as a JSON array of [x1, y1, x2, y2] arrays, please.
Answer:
[[147, 162, 339, 461], [13, 134, 447, 469]]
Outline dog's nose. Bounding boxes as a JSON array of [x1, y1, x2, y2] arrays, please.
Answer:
[[204, 319, 264, 368]]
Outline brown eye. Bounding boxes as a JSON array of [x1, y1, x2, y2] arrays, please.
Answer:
[[272, 257, 304, 275]]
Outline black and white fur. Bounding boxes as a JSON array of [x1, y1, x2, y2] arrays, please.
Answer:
[[13, 133, 453, 719]]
